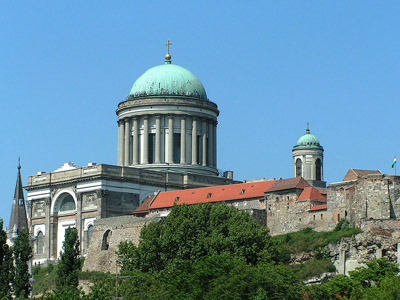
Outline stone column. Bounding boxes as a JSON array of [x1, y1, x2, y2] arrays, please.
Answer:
[[202, 119, 207, 166], [143, 116, 149, 164], [180, 116, 186, 164], [213, 121, 217, 167], [45, 198, 51, 260], [192, 117, 197, 165], [76, 193, 83, 254], [155, 115, 161, 164], [167, 115, 174, 163], [124, 118, 130, 166], [208, 120, 214, 167], [132, 118, 138, 165], [117, 120, 124, 166]]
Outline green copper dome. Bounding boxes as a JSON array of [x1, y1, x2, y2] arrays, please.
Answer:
[[129, 62, 208, 100], [293, 127, 323, 150]]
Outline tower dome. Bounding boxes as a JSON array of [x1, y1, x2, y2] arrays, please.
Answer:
[[294, 128, 323, 150], [292, 124, 325, 188], [116, 45, 219, 176], [129, 63, 208, 100]]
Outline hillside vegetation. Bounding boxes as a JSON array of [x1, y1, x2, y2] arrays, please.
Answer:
[[271, 220, 362, 280]]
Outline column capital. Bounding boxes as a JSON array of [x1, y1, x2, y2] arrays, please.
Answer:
[[181, 115, 186, 120], [143, 115, 149, 120], [168, 114, 174, 119], [156, 115, 161, 120]]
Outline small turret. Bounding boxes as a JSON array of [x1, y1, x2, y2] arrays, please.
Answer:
[[8, 159, 29, 242]]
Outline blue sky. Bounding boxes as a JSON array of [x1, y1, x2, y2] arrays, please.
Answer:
[[1, 1, 399, 227]]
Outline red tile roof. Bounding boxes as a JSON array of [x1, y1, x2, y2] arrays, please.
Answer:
[[343, 168, 382, 181], [309, 204, 327, 212], [265, 177, 310, 193], [298, 187, 326, 202], [133, 194, 157, 215], [149, 180, 275, 210]]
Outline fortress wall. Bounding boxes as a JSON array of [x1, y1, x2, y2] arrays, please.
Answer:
[[82, 215, 160, 273]]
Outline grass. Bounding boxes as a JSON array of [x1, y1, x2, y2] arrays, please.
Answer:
[[272, 220, 362, 255], [32, 262, 110, 296], [290, 257, 336, 280], [32, 264, 57, 295]]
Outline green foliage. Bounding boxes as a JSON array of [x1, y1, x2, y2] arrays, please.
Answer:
[[56, 227, 80, 289], [291, 257, 335, 280], [119, 203, 281, 274], [13, 230, 32, 298], [348, 257, 399, 288], [272, 226, 362, 255], [32, 264, 57, 295], [116, 203, 302, 300], [38, 285, 84, 300], [304, 258, 400, 300], [0, 219, 14, 300]]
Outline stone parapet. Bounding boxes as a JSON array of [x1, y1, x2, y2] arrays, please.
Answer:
[[26, 164, 234, 191]]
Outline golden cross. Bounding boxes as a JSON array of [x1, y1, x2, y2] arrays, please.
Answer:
[[165, 39, 172, 54]]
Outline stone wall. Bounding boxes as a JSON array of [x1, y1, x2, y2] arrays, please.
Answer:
[[83, 215, 161, 273], [265, 189, 330, 235], [327, 231, 400, 275], [328, 175, 400, 227]]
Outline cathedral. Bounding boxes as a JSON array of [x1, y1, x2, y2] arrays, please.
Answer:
[[8, 44, 400, 270], [21, 45, 235, 265]]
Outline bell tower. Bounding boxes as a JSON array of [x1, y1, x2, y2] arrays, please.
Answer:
[[292, 123, 325, 188]]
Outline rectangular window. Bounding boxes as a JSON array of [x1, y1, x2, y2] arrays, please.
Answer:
[[173, 133, 181, 163], [148, 133, 155, 164], [197, 135, 202, 164]]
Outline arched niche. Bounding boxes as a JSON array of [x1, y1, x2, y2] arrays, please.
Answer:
[[51, 190, 77, 215], [101, 230, 112, 251]]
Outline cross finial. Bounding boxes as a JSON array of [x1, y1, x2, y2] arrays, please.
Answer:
[[306, 122, 310, 134], [165, 39, 172, 63], [18, 157, 21, 170], [165, 39, 172, 54]]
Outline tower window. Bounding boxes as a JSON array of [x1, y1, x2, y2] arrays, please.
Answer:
[[316, 158, 322, 181], [36, 231, 44, 254], [173, 133, 181, 163], [197, 135, 202, 164], [86, 225, 94, 252], [148, 133, 155, 163], [296, 158, 302, 177]]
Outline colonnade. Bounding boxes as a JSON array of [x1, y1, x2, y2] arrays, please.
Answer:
[[117, 114, 217, 169]]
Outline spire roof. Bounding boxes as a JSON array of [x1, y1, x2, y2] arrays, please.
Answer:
[[9, 159, 28, 236]]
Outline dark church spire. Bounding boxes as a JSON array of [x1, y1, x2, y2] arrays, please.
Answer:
[[9, 158, 28, 238]]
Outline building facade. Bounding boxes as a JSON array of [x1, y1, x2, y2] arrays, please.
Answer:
[[25, 50, 234, 265]]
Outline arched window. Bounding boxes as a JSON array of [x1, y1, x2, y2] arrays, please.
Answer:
[[101, 230, 112, 251], [36, 231, 44, 254], [295, 158, 302, 177], [59, 194, 76, 212], [87, 225, 94, 249], [316, 158, 322, 181]]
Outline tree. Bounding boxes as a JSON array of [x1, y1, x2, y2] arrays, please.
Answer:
[[118, 203, 281, 273], [56, 227, 80, 289], [13, 229, 32, 298], [0, 219, 14, 300], [117, 203, 302, 300]]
